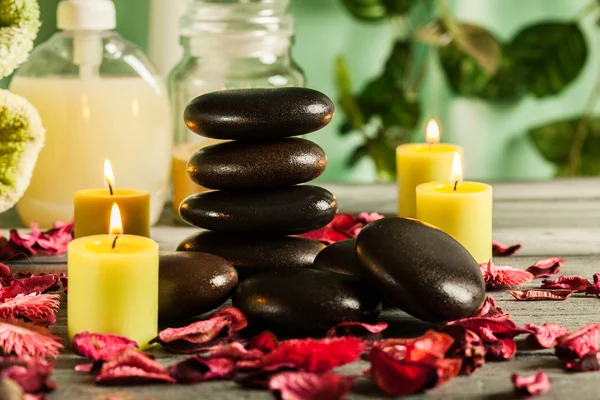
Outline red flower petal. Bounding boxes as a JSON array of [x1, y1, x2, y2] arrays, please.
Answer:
[[564, 351, 600, 372], [0, 222, 73, 261], [326, 322, 388, 338], [247, 331, 278, 354], [473, 295, 506, 318], [542, 275, 591, 292], [268, 372, 356, 400], [526, 257, 565, 278], [235, 364, 296, 388], [508, 289, 575, 301], [585, 273, 600, 297], [512, 370, 550, 396], [0, 294, 59, 326], [298, 213, 383, 244], [259, 337, 364, 373], [555, 324, 600, 361], [367, 346, 438, 396], [0, 263, 12, 286], [486, 337, 517, 361], [492, 241, 521, 257], [0, 281, 29, 302], [434, 358, 462, 385], [207, 342, 263, 361], [448, 317, 531, 340], [168, 356, 234, 384], [59, 274, 67, 294], [525, 323, 570, 349], [96, 348, 174, 385], [0, 319, 62, 358], [0, 357, 57, 394], [150, 306, 247, 354], [440, 325, 485, 375], [298, 228, 350, 245], [72, 332, 138, 362], [479, 261, 533, 289]]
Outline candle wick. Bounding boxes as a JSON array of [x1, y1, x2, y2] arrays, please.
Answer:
[[453, 181, 458, 191], [111, 236, 118, 249], [106, 180, 114, 196]]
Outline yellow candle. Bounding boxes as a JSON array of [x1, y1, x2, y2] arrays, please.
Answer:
[[68, 204, 158, 347], [416, 154, 492, 263], [74, 160, 150, 238], [396, 120, 463, 218]]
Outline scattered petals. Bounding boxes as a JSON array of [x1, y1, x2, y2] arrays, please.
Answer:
[[326, 322, 388, 339], [207, 342, 263, 361], [526, 257, 565, 278], [0, 222, 74, 261], [508, 289, 575, 301], [525, 323, 570, 349], [168, 356, 234, 384], [0, 319, 62, 358], [16, 274, 61, 295], [298, 212, 384, 244], [59, 274, 67, 294], [542, 275, 590, 292], [96, 348, 174, 385], [555, 324, 600, 361], [492, 241, 521, 256], [150, 306, 247, 354], [485, 337, 517, 361], [479, 261, 533, 289], [585, 273, 600, 297], [448, 317, 530, 340], [0, 294, 59, 325], [247, 331, 278, 354], [367, 346, 438, 396], [512, 370, 550, 397], [72, 332, 138, 362], [564, 351, 600, 372], [440, 325, 485, 375], [0, 357, 56, 394], [473, 296, 506, 318], [269, 372, 356, 400]]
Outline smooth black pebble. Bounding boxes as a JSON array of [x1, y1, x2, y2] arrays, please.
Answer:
[[187, 138, 327, 190], [159, 251, 238, 322], [183, 87, 335, 140], [177, 231, 326, 280], [179, 185, 338, 234], [356, 217, 486, 323], [312, 239, 367, 279], [232, 269, 382, 332]]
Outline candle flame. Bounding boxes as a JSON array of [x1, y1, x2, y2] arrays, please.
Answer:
[[104, 159, 115, 194], [425, 119, 440, 145], [109, 202, 123, 235], [451, 152, 462, 184]]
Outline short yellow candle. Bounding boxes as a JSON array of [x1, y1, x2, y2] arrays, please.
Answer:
[[74, 160, 150, 238], [68, 204, 158, 347], [416, 153, 492, 263], [397, 120, 463, 218]]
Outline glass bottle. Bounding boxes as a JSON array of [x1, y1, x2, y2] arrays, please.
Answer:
[[169, 0, 305, 214], [10, 0, 171, 228]]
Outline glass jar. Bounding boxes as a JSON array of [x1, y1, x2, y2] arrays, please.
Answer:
[[169, 0, 305, 214], [11, 28, 171, 228]]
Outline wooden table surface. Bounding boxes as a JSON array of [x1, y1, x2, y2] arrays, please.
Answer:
[[3, 179, 600, 400]]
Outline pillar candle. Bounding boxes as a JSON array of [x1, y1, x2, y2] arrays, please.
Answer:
[[396, 120, 463, 218], [68, 204, 158, 347], [416, 153, 492, 263]]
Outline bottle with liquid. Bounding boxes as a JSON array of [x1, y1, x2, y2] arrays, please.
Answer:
[[10, 0, 171, 228], [169, 0, 305, 214]]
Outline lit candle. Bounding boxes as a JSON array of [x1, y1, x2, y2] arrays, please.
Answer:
[[68, 203, 159, 347], [396, 120, 463, 218], [416, 153, 492, 263], [74, 160, 150, 238]]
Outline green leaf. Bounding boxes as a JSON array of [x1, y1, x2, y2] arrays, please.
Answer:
[[347, 144, 369, 166], [366, 137, 397, 181], [335, 56, 365, 130], [340, 0, 388, 21], [510, 22, 587, 98], [382, 0, 416, 15]]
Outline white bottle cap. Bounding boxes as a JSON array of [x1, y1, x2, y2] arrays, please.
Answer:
[[57, 0, 116, 31]]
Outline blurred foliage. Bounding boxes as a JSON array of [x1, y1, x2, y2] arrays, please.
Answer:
[[337, 0, 594, 180]]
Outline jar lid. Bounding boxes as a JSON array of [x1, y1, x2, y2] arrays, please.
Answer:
[[57, 0, 116, 31]]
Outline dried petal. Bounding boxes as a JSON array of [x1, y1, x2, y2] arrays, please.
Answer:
[[247, 331, 278, 354], [440, 325, 485, 375], [0, 222, 73, 261], [269, 372, 356, 400], [236, 364, 296, 388], [434, 358, 462, 385], [150, 306, 247, 354], [298, 213, 383, 245], [448, 317, 530, 340], [512, 370, 550, 396], [473, 295, 506, 318], [0, 281, 29, 302], [0, 294, 59, 325], [0, 264, 12, 286], [492, 241, 521, 256], [584, 273, 600, 297], [486, 337, 517, 361], [96, 348, 175, 385], [479, 261, 533, 289], [168, 356, 234, 384], [526, 257, 565, 278], [525, 323, 570, 349], [564, 351, 600, 372], [0, 357, 56, 394], [555, 324, 600, 361], [326, 322, 388, 339], [542, 275, 590, 292], [16, 274, 61, 295], [0, 319, 62, 358], [72, 332, 138, 362], [74, 363, 93, 373], [367, 346, 438, 396], [207, 342, 263, 361], [507, 289, 575, 301], [59, 274, 67, 294]]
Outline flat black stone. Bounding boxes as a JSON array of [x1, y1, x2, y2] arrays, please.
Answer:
[[188, 138, 327, 190], [356, 217, 486, 323], [177, 231, 326, 280], [159, 251, 238, 322], [183, 88, 335, 140], [312, 239, 367, 279], [232, 269, 382, 332], [179, 185, 338, 235]]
